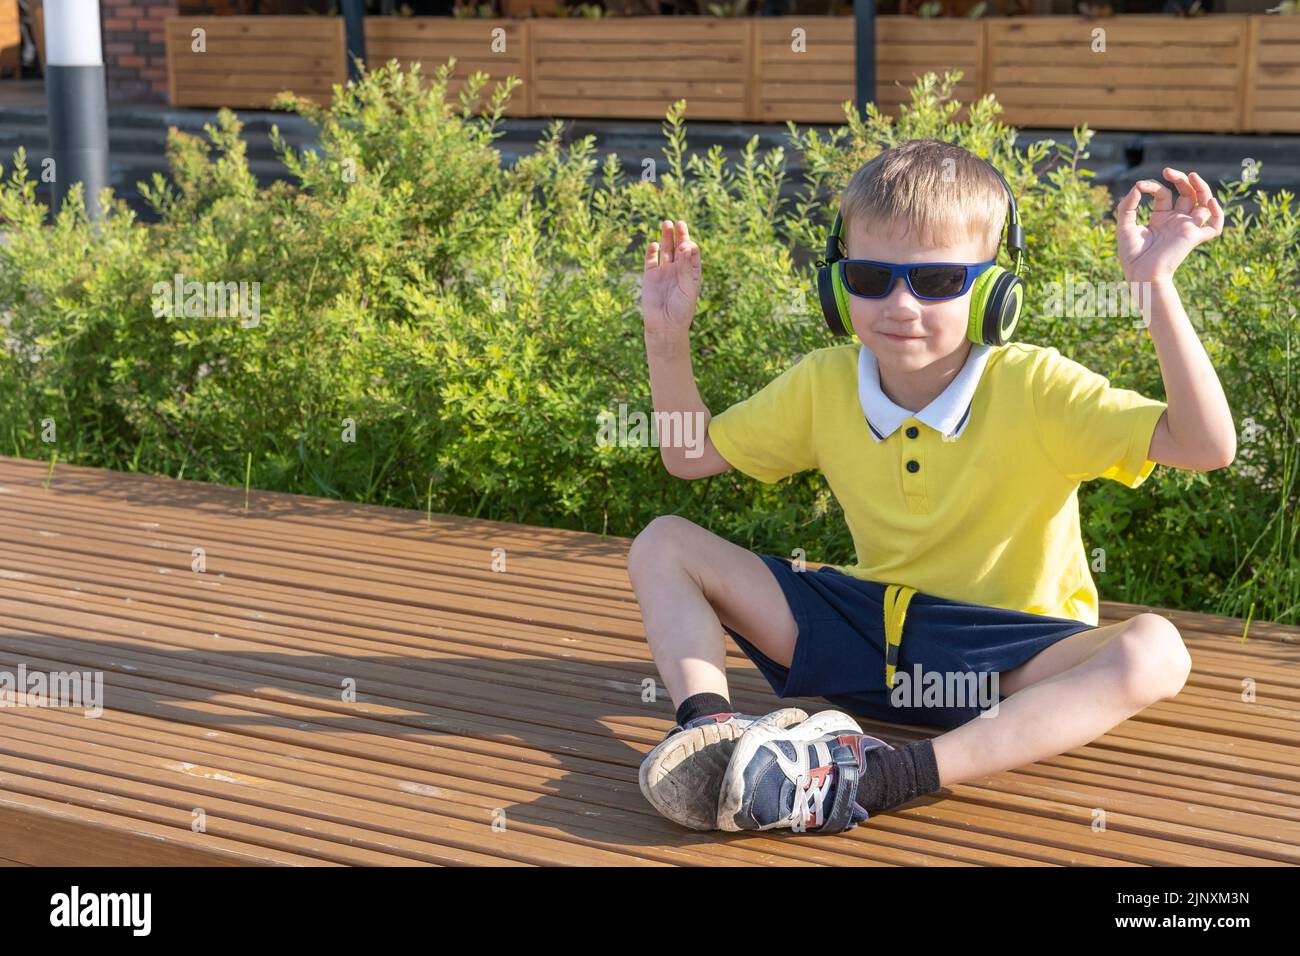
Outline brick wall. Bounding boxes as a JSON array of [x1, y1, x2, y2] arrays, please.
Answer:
[[100, 0, 177, 102]]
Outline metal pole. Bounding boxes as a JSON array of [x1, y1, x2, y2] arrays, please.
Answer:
[[854, 0, 876, 125], [43, 0, 111, 222], [340, 0, 366, 83]]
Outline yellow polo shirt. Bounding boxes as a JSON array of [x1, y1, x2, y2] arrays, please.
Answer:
[[706, 342, 1168, 625]]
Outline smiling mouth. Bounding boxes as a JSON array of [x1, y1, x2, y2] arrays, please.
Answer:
[[880, 332, 924, 340]]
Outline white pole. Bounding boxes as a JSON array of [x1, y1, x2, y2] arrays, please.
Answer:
[[43, 0, 110, 220]]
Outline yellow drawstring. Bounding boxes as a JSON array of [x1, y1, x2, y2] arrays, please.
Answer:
[[883, 584, 917, 689]]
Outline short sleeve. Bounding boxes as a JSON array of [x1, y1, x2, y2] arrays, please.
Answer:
[[1030, 347, 1168, 487], [707, 353, 818, 484]]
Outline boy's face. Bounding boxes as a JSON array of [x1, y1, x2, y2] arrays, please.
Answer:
[[844, 218, 993, 372]]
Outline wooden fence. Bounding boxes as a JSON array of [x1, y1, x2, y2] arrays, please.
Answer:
[[164, 14, 1300, 133], [1245, 15, 1300, 134], [165, 15, 347, 109]]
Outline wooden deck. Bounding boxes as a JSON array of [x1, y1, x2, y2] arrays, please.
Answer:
[[0, 454, 1296, 867]]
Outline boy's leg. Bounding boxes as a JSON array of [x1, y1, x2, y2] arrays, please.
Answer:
[[932, 612, 1192, 787], [626, 515, 798, 709]]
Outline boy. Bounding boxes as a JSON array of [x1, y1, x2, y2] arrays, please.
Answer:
[[631, 139, 1236, 835]]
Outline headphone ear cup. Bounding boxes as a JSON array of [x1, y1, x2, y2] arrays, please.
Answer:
[[967, 267, 1024, 346], [818, 261, 851, 337], [984, 272, 1024, 346]]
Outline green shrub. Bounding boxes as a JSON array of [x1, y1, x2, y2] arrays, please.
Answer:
[[0, 63, 1294, 624]]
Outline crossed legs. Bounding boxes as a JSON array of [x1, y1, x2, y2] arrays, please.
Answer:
[[627, 515, 1193, 789]]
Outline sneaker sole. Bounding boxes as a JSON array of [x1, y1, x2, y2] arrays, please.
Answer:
[[715, 709, 865, 832], [639, 707, 808, 831]]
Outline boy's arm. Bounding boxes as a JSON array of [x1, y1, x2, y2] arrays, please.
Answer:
[[1117, 168, 1237, 472], [644, 334, 732, 479], [641, 219, 732, 480], [1140, 278, 1236, 471]]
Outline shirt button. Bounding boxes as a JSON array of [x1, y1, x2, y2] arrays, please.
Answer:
[[905, 426, 919, 439], [906, 460, 920, 473]]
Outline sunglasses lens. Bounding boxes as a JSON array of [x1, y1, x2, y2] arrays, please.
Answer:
[[842, 262, 893, 297], [908, 265, 968, 298]]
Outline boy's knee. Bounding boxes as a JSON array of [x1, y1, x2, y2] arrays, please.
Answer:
[[628, 515, 700, 581], [1114, 613, 1192, 704]]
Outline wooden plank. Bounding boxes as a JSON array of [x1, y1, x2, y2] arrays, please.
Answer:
[[536, 78, 745, 100], [365, 17, 527, 41], [0, 453, 1295, 866], [534, 96, 747, 120], [165, 17, 345, 109], [991, 65, 1241, 88], [746, 19, 761, 123], [993, 86, 1239, 110], [1253, 63, 1300, 84], [991, 44, 1252, 68], [1252, 109, 1300, 134], [1240, 50, 1300, 69], [994, 107, 1240, 133], [170, 39, 348, 58], [1244, 13, 1300, 133], [169, 56, 344, 77], [1256, 17, 1300, 41], [167, 16, 342, 42], [532, 58, 738, 81], [1253, 87, 1300, 109], [986, 13, 1252, 46], [534, 42, 747, 62], [877, 17, 980, 42], [530, 17, 747, 44], [1237, 13, 1258, 134], [0, 791, 324, 866], [173, 76, 338, 95]]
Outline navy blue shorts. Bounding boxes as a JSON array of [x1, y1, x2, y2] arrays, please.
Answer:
[[722, 553, 1098, 731]]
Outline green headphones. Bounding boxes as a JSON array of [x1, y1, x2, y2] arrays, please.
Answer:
[[815, 162, 1027, 346]]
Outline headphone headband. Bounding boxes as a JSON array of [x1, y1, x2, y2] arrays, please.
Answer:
[[822, 159, 1024, 273]]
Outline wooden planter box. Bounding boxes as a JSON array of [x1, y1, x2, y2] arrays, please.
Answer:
[[364, 15, 533, 116], [754, 16, 983, 124], [164, 16, 347, 109], [359, 16, 976, 124], [986, 15, 1251, 134], [1244, 15, 1300, 134], [163, 14, 1299, 133]]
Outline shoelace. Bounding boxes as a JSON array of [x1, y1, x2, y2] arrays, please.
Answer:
[[789, 767, 834, 832]]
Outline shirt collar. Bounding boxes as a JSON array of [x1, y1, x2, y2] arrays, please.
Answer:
[[857, 342, 992, 442]]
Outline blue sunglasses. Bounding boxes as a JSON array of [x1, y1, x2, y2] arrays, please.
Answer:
[[839, 258, 997, 300]]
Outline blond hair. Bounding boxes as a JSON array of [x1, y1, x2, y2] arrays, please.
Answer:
[[839, 140, 1008, 261]]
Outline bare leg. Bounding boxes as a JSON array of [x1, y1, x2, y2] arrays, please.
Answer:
[[932, 612, 1193, 786], [627, 515, 799, 709]]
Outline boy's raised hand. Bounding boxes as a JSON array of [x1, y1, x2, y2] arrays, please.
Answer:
[[1116, 167, 1224, 284], [642, 219, 702, 341]]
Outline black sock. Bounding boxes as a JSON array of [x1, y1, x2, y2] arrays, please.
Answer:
[[676, 692, 733, 727], [853, 739, 942, 813]]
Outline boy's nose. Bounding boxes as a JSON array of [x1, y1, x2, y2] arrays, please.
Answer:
[[876, 278, 924, 313]]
